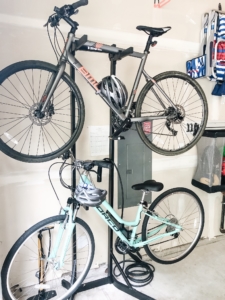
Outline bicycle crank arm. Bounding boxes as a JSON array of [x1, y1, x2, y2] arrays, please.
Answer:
[[109, 117, 132, 138]]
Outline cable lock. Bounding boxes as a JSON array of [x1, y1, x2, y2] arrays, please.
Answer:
[[113, 252, 155, 287]]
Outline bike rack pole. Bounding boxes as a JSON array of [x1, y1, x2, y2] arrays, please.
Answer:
[[71, 50, 154, 300], [108, 54, 154, 300], [70, 50, 78, 298], [108, 55, 116, 284]]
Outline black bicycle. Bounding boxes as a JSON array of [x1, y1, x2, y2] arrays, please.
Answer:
[[0, 0, 208, 163]]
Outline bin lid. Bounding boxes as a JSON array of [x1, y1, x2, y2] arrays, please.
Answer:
[[203, 129, 225, 138]]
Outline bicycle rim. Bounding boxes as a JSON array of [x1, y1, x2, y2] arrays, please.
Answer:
[[0, 61, 84, 163], [136, 71, 208, 155], [2, 215, 94, 300], [142, 188, 204, 264]]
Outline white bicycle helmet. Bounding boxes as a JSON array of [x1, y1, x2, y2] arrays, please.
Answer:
[[75, 181, 107, 207], [99, 75, 128, 110]]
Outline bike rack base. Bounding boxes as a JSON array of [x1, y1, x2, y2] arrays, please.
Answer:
[[76, 274, 154, 300]]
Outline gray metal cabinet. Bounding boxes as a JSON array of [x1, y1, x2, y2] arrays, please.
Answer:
[[118, 125, 152, 208]]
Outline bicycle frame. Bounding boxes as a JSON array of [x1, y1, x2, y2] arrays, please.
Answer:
[[95, 200, 182, 248], [41, 32, 177, 122], [49, 200, 182, 269]]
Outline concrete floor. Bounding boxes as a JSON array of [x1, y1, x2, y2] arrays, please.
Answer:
[[75, 237, 225, 300]]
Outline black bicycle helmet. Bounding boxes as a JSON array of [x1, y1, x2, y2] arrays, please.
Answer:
[[100, 75, 128, 110], [75, 182, 107, 207]]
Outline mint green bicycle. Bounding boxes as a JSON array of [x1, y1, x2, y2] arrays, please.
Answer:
[[1, 153, 204, 300]]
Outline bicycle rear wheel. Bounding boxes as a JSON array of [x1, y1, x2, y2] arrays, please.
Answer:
[[1, 215, 94, 300], [142, 188, 204, 264], [0, 60, 85, 163], [135, 71, 208, 155]]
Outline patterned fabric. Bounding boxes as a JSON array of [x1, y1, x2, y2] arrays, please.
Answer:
[[214, 14, 225, 82], [188, 11, 225, 86], [217, 15, 225, 39], [216, 60, 225, 81], [186, 56, 206, 79], [213, 41, 225, 60]]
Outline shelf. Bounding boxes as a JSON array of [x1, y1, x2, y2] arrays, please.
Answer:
[[192, 179, 225, 193]]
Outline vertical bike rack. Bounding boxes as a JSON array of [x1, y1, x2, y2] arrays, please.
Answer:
[[71, 50, 154, 300]]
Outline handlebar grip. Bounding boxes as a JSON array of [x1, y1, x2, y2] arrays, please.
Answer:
[[97, 167, 102, 182], [93, 160, 113, 169], [72, 0, 88, 10]]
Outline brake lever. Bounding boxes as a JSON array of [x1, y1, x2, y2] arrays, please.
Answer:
[[50, 15, 60, 27], [43, 20, 48, 27], [61, 150, 72, 161], [44, 14, 60, 27]]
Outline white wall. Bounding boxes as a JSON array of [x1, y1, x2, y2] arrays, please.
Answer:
[[0, 0, 224, 272]]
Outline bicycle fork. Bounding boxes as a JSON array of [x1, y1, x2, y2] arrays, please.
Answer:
[[40, 62, 66, 113], [40, 33, 75, 113], [48, 207, 77, 270]]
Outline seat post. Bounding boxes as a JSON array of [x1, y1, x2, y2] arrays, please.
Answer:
[[144, 35, 153, 53], [140, 190, 147, 204]]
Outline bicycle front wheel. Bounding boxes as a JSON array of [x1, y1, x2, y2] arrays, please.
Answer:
[[142, 188, 204, 264], [1, 215, 94, 300], [135, 71, 208, 155], [0, 60, 85, 163]]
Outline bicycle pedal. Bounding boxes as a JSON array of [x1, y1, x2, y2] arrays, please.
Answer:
[[128, 250, 142, 262], [61, 279, 70, 290], [109, 136, 125, 140]]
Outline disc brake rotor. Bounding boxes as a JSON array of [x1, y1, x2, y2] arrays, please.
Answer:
[[29, 103, 54, 126]]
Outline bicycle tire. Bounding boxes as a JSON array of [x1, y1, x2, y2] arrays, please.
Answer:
[[135, 71, 208, 155], [1, 215, 95, 300], [0, 60, 85, 163], [142, 187, 204, 264]]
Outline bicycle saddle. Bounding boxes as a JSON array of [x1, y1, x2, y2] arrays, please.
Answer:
[[132, 180, 163, 192], [136, 26, 171, 37]]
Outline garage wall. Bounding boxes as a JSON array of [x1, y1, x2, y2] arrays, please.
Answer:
[[0, 0, 224, 271]]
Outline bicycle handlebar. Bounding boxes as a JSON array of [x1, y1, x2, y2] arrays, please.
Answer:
[[72, 0, 88, 10], [47, 0, 88, 27], [72, 159, 112, 183], [81, 160, 112, 171], [54, 0, 88, 17], [93, 160, 112, 169], [60, 151, 112, 184]]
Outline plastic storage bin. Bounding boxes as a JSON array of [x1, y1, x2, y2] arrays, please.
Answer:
[[192, 129, 225, 193]]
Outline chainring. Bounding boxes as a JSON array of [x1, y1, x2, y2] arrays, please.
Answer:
[[115, 237, 130, 254]]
